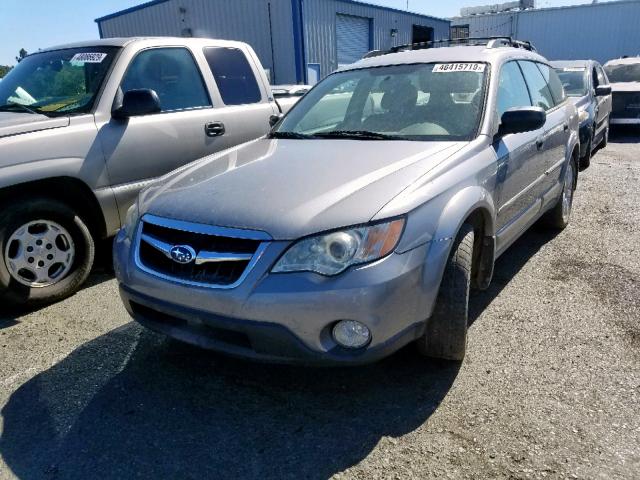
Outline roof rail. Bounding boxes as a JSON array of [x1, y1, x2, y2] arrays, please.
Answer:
[[363, 36, 536, 59]]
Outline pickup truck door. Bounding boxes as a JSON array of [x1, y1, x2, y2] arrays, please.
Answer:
[[96, 46, 223, 218], [195, 45, 277, 154], [494, 61, 547, 246]]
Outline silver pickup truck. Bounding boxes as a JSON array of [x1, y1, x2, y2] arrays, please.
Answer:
[[0, 37, 298, 305]]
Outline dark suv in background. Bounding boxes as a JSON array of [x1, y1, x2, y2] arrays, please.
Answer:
[[552, 60, 612, 169]]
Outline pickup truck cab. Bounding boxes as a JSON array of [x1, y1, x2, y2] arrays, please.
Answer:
[[552, 60, 612, 169], [0, 37, 295, 305], [114, 38, 579, 365]]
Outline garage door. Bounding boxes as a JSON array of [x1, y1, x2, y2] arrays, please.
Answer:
[[336, 14, 371, 67]]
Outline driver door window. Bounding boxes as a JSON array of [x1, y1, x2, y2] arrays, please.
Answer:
[[121, 47, 211, 112]]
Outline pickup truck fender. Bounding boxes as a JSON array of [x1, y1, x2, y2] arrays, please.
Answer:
[[0, 156, 118, 238]]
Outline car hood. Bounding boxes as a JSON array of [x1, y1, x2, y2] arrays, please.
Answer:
[[610, 82, 640, 93], [140, 138, 464, 240], [0, 112, 69, 139]]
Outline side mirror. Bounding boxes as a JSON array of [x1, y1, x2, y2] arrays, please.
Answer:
[[269, 113, 283, 128], [498, 107, 546, 136], [112, 89, 161, 119], [595, 85, 612, 96]]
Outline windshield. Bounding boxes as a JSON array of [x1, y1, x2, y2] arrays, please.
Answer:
[[555, 68, 587, 96], [604, 62, 640, 83], [0, 47, 119, 116], [274, 63, 488, 141]]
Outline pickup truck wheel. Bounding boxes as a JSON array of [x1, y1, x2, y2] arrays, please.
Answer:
[[0, 199, 95, 305], [542, 158, 576, 230], [417, 223, 474, 361]]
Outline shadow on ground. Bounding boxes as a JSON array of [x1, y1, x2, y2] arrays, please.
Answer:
[[0, 225, 561, 479], [609, 126, 640, 143], [469, 224, 559, 324], [1, 326, 459, 479]]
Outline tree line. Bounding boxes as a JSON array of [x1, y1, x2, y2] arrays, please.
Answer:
[[0, 48, 29, 79]]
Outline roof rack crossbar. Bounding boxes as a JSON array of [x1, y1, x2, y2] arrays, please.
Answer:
[[363, 36, 536, 59]]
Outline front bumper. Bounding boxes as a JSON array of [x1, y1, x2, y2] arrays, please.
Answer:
[[114, 229, 446, 365]]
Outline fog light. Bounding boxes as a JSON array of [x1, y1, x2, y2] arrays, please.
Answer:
[[332, 320, 371, 349]]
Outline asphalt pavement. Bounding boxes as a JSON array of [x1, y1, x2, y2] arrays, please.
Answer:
[[1, 132, 638, 479]]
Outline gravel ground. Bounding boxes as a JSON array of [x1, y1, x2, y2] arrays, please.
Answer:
[[0, 133, 638, 480]]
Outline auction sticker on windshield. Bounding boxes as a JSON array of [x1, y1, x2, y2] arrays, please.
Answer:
[[70, 53, 108, 64], [433, 63, 486, 73]]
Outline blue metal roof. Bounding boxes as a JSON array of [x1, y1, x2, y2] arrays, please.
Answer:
[[95, 0, 448, 24]]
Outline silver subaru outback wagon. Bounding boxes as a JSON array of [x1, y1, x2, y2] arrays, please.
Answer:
[[114, 39, 579, 364]]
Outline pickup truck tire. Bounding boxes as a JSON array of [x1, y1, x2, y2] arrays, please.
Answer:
[[542, 158, 576, 230], [417, 223, 474, 361], [0, 199, 95, 305]]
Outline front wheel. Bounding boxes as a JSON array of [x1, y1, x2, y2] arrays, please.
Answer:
[[417, 223, 474, 361], [579, 130, 593, 171], [0, 199, 95, 305]]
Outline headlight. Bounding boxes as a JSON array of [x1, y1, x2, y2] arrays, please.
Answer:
[[578, 109, 589, 124], [123, 202, 140, 240], [272, 218, 405, 276]]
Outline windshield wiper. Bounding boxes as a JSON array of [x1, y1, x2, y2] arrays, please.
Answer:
[[0, 102, 44, 115], [269, 131, 314, 139], [313, 130, 403, 140]]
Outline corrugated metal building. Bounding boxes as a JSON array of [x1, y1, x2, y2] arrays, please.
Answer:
[[451, 0, 640, 64], [96, 0, 450, 85]]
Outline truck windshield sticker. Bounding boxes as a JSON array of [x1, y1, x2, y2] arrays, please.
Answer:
[[433, 63, 486, 73], [70, 52, 108, 64]]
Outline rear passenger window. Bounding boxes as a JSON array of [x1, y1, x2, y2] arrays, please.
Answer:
[[496, 61, 532, 118], [537, 63, 565, 104], [203, 47, 262, 105], [121, 47, 211, 112], [519, 61, 555, 111]]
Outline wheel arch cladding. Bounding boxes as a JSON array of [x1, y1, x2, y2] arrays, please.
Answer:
[[0, 177, 107, 239]]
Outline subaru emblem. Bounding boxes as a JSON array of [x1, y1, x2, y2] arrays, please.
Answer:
[[169, 245, 196, 264]]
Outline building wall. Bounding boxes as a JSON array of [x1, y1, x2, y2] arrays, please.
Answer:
[[451, 0, 640, 64], [302, 0, 450, 78], [98, 0, 298, 84], [98, 0, 450, 85]]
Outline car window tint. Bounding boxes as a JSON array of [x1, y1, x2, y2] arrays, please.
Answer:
[[121, 48, 211, 112], [519, 61, 555, 110], [537, 63, 565, 104], [203, 47, 262, 105], [496, 61, 532, 118]]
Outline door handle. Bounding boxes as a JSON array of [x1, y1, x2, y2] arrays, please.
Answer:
[[563, 123, 569, 132], [205, 121, 225, 137], [536, 138, 545, 150]]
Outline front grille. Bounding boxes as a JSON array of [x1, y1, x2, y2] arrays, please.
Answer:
[[135, 215, 268, 288], [612, 92, 640, 119]]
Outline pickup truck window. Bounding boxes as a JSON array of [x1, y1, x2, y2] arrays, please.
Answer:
[[121, 48, 211, 112], [0, 47, 118, 116], [275, 63, 487, 141], [497, 61, 533, 118], [203, 47, 261, 105], [555, 68, 587, 97], [518, 61, 555, 111]]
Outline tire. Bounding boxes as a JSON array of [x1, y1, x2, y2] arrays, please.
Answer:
[[0, 199, 95, 305], [417, 223, 474, 361], [579, 129, 593, 171], [541, 157, 577, 230]]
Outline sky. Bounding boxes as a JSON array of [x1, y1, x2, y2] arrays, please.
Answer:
[[0, 0, 616, 66]]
